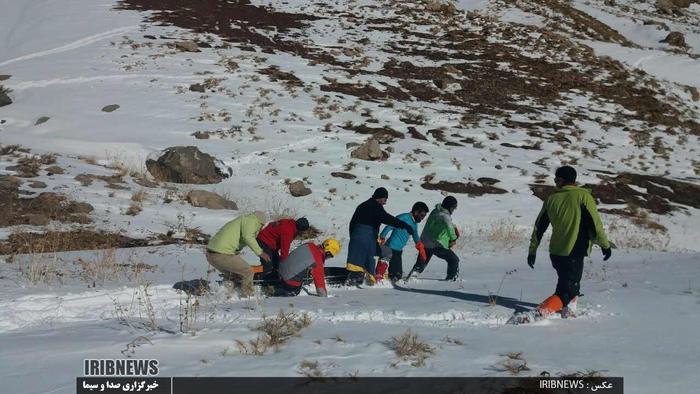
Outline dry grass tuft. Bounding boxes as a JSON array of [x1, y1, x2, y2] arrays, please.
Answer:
[[18, 253, 63, 286], [494, 352, 530, 375], [77, 248, 125, 285], [131, 189, 147, 203], [236, 310, 312, 355], [126, 204, 143, 216], [388, 329, 434, 367], [297, 359, 323, 377]]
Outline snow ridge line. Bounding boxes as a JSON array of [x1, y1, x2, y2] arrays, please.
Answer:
[[0, 26, 138, 67]]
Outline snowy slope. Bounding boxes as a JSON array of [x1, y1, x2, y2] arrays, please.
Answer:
[[1, 0, 700, 393]]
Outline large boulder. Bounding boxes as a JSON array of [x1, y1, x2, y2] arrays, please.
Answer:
[[146, 146, 228, 184], [289, 180, 312, 197], [350, 138, 387, 161], [186, 190, 237, 210]]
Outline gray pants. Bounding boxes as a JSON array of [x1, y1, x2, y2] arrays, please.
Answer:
[[206, 251, 254, 297]]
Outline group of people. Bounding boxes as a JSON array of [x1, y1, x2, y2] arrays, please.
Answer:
[[204, 165, 612, 322]]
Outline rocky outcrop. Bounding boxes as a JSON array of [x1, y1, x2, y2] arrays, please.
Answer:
[[146, 146, 228, 184], [186, 190, 238, 210]]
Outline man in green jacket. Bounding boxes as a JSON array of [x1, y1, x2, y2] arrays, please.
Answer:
[[206, 211, 270, 297], [524, 166, 612, 321], [409, 196, 460, 281]]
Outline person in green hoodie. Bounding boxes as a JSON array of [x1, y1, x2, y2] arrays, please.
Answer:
[[523, 166, 612, 322], [408, 196, 460, 281], [206, 211, 270, 297]]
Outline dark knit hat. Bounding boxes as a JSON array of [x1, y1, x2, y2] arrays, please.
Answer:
[[555, 166, 577, 183], [412, 201, 429, 213], [442, 196, 458, 210], [372, 187, 389, 199], [295, 217, 310, 232]]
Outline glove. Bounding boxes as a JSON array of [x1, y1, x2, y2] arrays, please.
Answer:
[[602, 247, 612, 261], [415, 241, 427, 262], [527, 254, 536, 269], [317, 288, 328, 297]]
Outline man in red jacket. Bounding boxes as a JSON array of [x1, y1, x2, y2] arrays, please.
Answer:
[[256, 217, 310, 273]]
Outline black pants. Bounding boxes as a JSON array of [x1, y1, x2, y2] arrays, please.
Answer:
[[257, 238, 280, 274], [413, 246, 460, 279], [263, 272, 302, 297], [551, 254, 584, 306], [387, 249, 403, 281]]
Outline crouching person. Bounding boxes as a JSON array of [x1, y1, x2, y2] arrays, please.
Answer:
[[206, 211, 270, 297], [272, 238, 341, 297]]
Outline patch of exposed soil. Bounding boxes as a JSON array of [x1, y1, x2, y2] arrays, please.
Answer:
[[407, 127, 428, 141], [0, 179, 94, 227], [422, 179, 508, 196], [0, 230, 150, 255], [320, 81, 411, 102], [528, 0, 633, 45], [115, 0, 351, 67], [342, 123, 404, 142], [331, 172, 357, 179], [259, 66, 303, 87]]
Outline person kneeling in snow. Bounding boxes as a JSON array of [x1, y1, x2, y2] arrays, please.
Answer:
[[206, 211, 270, 297], [524, 166, 612, 322], [409, 196, 460, 281], [256, 217, 310, 274], [376, 202, 429, 282], [269, 238, 341, 297], [345, 187, 416, 286]]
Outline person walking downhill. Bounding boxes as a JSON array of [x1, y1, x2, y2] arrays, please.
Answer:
[[376, 202, 429, 282], [408, 196, 460, 281], [345, 187, 416, 286], [510, 166, 612, 324], [206, 211, 270, 297]]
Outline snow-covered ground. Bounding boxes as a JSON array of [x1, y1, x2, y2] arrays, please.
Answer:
[[1, 0, 700, 393]]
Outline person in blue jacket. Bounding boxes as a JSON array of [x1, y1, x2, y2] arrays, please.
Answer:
[[376, 202, 430, 281]]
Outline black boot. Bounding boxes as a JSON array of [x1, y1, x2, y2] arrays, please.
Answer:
[[345, 271, 364, 286], [412, 262, 427, 274], [388, 272, 403, 282], [444, 267, 459, 281]]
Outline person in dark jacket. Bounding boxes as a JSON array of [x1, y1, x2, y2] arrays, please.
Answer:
[[345, 187, 415, 286], [269, 238, 340, 297], [510, 166, 612, 324], [257, 217, 310, 274]]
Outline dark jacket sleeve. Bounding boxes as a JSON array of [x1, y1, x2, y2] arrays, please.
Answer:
[[528, 204, 550, 255], [379, 206, 413, 233]]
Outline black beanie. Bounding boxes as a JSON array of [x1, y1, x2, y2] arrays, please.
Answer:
[[555, 166, 577, 183], [372, 187, 389, 199], [442, 196, 458, 210], [295, 218, 310, 232]]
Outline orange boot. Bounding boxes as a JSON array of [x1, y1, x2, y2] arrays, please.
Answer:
[[537, 295, 564, 318]]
